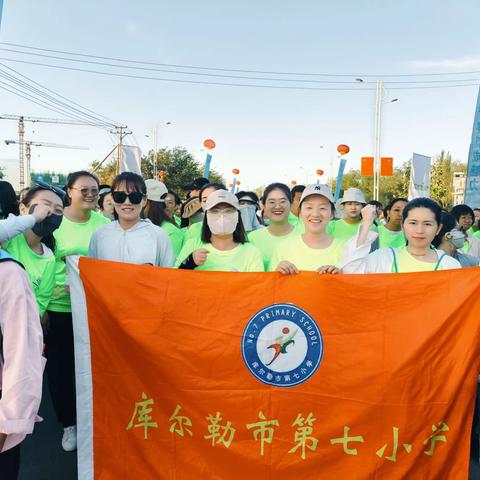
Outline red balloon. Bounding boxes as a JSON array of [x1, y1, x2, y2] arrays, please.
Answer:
[[232, 168, 240, 175], [337, 144, 350, 155], [316, 169, 324, 176], [236, 180, 241, 185], [228, 183, 233, 188], [203, 139, 216, 150]]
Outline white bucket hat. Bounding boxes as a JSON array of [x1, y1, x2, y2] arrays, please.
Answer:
[[340, 188, 366, 205], [204, 189, 240, 211]]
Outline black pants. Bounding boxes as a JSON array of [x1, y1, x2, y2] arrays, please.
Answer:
[[45, 311, 77, 428], [0, 443, 20, 480]]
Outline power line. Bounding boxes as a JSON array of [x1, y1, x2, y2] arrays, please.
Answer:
[[0, 63, 119, 125], [0, 56, 478, 91], [1, 41, 479, 78], [0, 66, 114, 127], [0, 47, 479, 85]]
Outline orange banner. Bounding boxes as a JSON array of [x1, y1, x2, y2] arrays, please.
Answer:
[[78, 258, 480, 479]]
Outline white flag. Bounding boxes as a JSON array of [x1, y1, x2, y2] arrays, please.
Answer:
[[119, 145, 142, 175], [408, 153, 431, 200]]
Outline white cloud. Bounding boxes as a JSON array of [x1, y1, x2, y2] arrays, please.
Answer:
[[406, 56, 480, 70]]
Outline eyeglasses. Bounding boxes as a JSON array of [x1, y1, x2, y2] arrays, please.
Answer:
[[70, 187, 99, 197], [208, 207, 237, 215], [112, 191, 145, 205], [34, 180, 66, 199]]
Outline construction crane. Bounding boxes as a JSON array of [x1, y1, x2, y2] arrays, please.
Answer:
[[0, 114, 124, 189], [4, 139, 89, 188]]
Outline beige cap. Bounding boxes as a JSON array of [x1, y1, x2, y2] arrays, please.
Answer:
[[145, 179, 168, 202], [341, 187, 366, 204], [204, 189, 239, 211], [299, 184, 334, 204]]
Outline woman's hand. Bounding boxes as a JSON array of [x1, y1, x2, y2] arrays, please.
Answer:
[[276, 261, 299, 275], [361, 204, 377, 226], [316, 265, 340, 274], [192, 248, 209, 266], [31, 204, 52, 223]]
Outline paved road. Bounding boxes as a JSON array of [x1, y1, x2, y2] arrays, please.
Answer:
[[19, 381, 77, 480], [17, 380, 480, 479]]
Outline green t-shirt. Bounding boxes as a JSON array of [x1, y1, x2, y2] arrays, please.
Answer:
[[468, 227, 480, 239], [327, 219, 376, 243], [161, 221, 184, 259], [377, 224, 406, 249], [175, 239, 264, 272], [4, 233, 56, 317], [269, 235, 346, 272], [248, 226, 297, 271], [173, 215, 181, 227], [182, 221, 203, 244], [49, 210, 110, 313], [392, 246, 445, 273]]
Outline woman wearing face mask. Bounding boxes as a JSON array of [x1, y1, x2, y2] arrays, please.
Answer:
[[143, 179, 183, 259], [89, 173, 174, 266], [176, 189, 263, 272], [181, 183, 226, 244], [249, 183, 296, 270], [376, 198, 408, 248], [236, 191, 263, 233], [269, 184, 377, 274], [45, 170, 109, 453], [1, 181, 65, 317], [352, 198, 460, 273], [433, 213, 479, 268]]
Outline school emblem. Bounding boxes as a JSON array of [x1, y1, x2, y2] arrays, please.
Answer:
[[241, 303, 323, 387]]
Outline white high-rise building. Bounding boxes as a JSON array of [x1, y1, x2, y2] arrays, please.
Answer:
[[453, 172, 466, 206]]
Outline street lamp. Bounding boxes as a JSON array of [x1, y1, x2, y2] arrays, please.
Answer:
[[356, 78, 398, 200], [146, 122, 173, 179]]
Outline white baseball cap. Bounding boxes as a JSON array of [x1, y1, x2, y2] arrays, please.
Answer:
[[341, 188, 366, 205], [205, 189, 239, 211], [299, 184, 334, 204], [145, 179, 168, 202]]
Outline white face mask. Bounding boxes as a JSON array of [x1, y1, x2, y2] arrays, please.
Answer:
[[207, 211, 238, 235], [239, 204, 257, 232], [447, 229, 465, 249]]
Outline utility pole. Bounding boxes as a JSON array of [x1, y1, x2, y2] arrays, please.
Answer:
[[374, 80, 382, 201], [18, 116, 25, 189], [153, 126, 158, 179], [110, 125, 132, 174]]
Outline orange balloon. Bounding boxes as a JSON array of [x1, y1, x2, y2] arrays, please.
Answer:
[[316, 169, 324, 176], [232, 168, 240, 175], [291, 180, 297, 186], [158, 170, 166, 177], [236, 180, 241, 185], [228, 183, 233, 188], [337, 144, 350, 155], [203, 139, 216, 150]]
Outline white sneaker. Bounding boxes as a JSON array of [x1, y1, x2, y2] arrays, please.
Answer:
[[62, 425, 77, 452]]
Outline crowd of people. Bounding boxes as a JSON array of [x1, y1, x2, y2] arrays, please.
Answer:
[[0, 170, 479, 478]]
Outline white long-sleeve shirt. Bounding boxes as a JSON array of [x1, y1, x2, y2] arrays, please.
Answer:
[[0, 214, 36, 244], [88, 219, 174, 267], [0, 259, 44, 452]]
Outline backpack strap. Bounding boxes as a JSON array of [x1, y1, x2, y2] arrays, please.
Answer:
[[389, 247, 399, 273], [434, 252, 447, 271]]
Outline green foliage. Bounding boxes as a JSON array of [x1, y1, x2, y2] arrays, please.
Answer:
[[90, 146, 224, 195], [430, 150, 467, 208]]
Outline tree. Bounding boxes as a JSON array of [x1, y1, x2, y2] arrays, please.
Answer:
[[90, 146, 224, 194], [430, 150, 466, 208], [0, 166, 4, 179]]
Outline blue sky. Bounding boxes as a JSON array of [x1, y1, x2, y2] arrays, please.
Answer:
[[1, 0, 480, 190]]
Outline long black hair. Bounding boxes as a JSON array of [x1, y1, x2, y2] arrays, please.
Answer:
[[145, 199, 177, 227], [0, 180, 19, 218], [432, 213, 457, 248]]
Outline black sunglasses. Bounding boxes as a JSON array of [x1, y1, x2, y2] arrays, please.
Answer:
[[34, 180, 66, 199], [112, 191, 144, 205]]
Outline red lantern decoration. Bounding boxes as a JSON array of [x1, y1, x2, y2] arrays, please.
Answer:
[[316, 169, 324, 177], [337, 144, 350, 155], [232, 168, 240, 175], [203, 139, 216, 150]]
